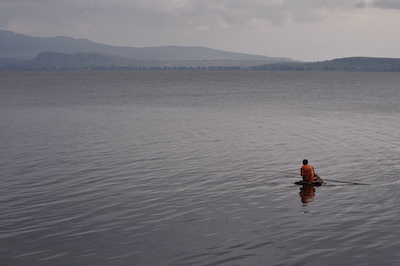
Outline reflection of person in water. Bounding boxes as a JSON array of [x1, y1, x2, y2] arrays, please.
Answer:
[[299, 185, 315, 204]]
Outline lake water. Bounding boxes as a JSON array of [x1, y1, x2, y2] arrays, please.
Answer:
[[1, 70, 400, 266]]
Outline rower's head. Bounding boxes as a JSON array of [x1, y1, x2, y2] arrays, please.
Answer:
[[303, 159, 308, 165]]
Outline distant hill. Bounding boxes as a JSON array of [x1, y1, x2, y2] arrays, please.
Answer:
[[251, 57, 400, 72], [3, 30, 400, 71], [309, 57, 400, 71], [32, 52, 146, 67], [0, 30, 293, 62]]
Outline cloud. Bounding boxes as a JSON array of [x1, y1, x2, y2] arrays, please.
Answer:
[[355, 1, 368, 8], [0, 0, 366, 34], [1, 0, 400, 61], [372, 0, 400, 9], [356, 0, 400, 9]]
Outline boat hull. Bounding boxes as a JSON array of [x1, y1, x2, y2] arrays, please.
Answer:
[[295, 176, 324, 186]]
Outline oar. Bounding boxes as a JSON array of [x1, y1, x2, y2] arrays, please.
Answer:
[[291, 175, 368, 186], [320, 178, 368, 185], [247, 169, 369, 185]]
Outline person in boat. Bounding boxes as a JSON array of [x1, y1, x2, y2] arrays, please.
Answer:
[[300, 159, 316, 183]]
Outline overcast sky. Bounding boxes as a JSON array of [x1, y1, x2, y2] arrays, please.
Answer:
[[1, 0, 400, 61]]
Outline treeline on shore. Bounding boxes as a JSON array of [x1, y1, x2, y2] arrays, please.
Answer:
[[2, 57, 400, 71], [3, 65, 400, 71], [0, 64, 245, 71]]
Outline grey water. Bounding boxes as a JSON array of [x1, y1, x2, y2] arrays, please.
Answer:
[[1, 70, 400, 266]]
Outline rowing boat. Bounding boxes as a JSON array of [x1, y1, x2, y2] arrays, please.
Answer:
[[295, 175, 324, 186]]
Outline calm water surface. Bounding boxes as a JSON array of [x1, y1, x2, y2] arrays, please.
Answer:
[[1, 71, 400, 265]]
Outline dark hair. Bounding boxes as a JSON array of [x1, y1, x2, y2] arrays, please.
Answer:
[[303, 159, 308, 165]]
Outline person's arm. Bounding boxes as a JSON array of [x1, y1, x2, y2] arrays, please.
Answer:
[[312, 166, 317, 176]]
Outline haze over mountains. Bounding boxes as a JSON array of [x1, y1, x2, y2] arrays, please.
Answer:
[[1, 30, 400, 71], [0, 30, 291, 62]]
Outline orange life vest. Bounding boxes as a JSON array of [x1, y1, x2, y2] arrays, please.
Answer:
[[301, 164, 315, 182]]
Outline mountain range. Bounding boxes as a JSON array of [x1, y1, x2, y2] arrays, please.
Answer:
[[1, 30, 400, 71], [0, 30, 292, 63]]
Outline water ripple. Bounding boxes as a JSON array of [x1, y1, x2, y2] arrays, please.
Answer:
[[1, 71, 400, 265]]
